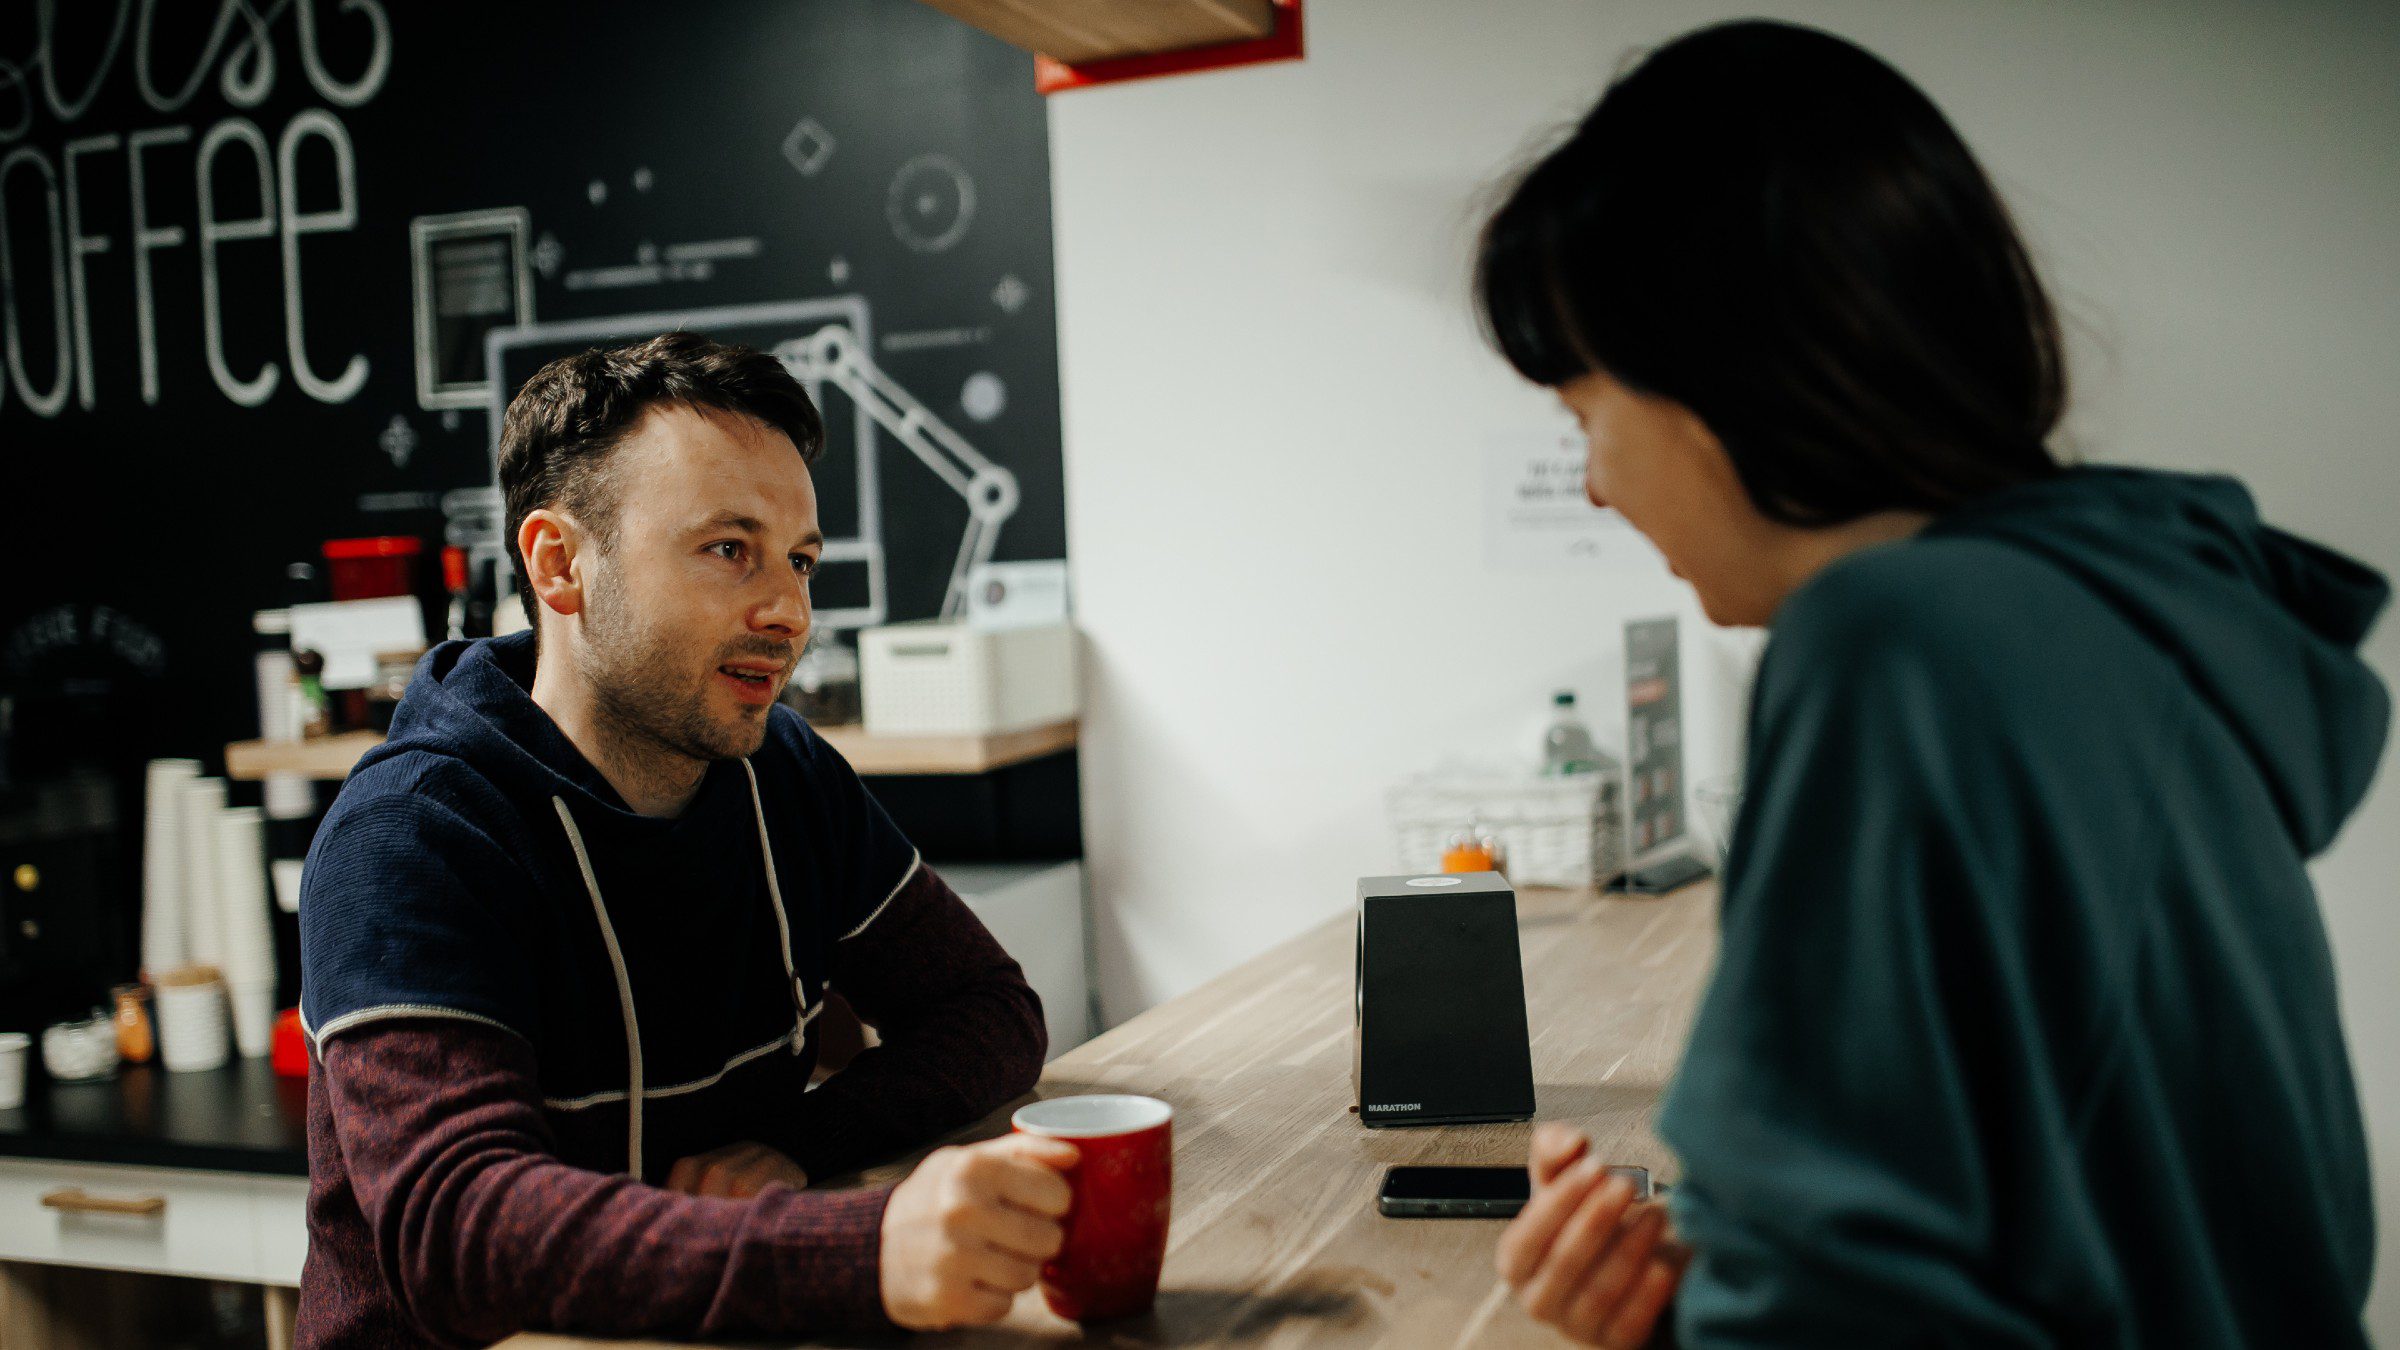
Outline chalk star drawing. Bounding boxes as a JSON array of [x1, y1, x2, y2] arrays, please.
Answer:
[[379, 415, 419, 469], [828, 256, 851, 284], [441, 410, 461, 432], [783, 118, 836, 177], [992, 274, 1029, 313], [633, 166, 655, 193], [587, 179, 608, 206], [886, 154, 975, 253], [533, 232, 564, 279]]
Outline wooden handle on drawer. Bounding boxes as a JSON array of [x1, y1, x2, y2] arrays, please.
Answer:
[[40, 1188, 167, 1217]]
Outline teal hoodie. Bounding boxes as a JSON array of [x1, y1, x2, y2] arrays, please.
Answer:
[[1660, 466, 2388, 1347]]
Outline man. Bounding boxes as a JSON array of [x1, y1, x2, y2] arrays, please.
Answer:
[[298, 332, 1078, 1347]]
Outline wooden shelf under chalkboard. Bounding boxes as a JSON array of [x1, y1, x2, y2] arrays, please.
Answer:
[[912, 0, 1273, 64], [223, 721, 1079, 782], [224, 732, 386, 782]]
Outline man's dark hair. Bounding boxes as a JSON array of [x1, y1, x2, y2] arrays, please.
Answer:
[[1476, 20, 2065, 526], [497, 331, 825, 630]]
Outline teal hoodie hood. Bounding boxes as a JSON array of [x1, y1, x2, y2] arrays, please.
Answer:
[[1930, 465, 2388, 857], [1659, 465, 2386, 1349]]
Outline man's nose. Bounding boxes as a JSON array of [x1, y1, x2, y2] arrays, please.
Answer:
[[753, 567, 810, 636]]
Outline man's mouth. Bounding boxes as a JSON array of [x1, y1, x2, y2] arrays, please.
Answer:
[[717, 663, 782, 687]]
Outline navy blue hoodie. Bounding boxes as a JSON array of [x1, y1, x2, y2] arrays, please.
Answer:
[[1662, 467, 2386, 1347], [299, 628, 988, 1183]]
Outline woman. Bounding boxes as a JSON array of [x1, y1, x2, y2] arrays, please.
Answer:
[[1476, 20, 2384, 1349]]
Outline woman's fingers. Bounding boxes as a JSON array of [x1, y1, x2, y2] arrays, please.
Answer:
[[1558, 1202, 1668, 1338], [1531, 1123, 1592, 1186], [1518, 1179, 1641, 1322], [1599, 1256, 1684, 1348], [1496, 1157, 1617, 1284]]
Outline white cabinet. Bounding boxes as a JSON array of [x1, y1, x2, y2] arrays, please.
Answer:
[[0, 1158, 305, 1285], [253, 1174, 309, 1285], [945, 860, 1093, 1058]]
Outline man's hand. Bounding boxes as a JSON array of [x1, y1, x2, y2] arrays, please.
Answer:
[[880, 1134, 1078, 1331], [663, 1141, 810, 1199], [1496, 1123, 1688, 1348]]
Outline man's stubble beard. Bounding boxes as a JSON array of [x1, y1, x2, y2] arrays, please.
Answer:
[[577, 562, 771, 764]]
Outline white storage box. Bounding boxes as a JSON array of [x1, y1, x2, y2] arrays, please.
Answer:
[[1387, 762, 1624, 888], [859, 620, 1080, 736]]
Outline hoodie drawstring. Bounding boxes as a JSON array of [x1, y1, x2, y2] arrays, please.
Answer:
[[549, 760, 812, 1179], [552, 796, 644, 1177], [738, 759, 816, 1051]]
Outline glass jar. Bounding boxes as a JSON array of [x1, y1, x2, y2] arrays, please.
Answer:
[[114, 984, 155, 1063]]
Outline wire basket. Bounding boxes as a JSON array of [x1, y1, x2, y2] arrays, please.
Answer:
[[1387, 762, 1624, 888]]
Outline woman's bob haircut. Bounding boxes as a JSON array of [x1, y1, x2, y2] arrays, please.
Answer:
[[1477, 19, 2067, 525]]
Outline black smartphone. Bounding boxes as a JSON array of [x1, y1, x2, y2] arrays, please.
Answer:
[[1376, 1164, 1653, 1219]]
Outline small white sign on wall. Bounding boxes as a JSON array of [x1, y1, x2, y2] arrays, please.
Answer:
[[1482, 422, 1659, 574]]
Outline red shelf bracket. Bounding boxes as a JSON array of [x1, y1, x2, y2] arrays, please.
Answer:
[[1035, 0, 1304, 94]]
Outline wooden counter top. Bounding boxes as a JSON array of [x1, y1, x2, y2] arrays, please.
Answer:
[[502, 879, 1719, 1348]]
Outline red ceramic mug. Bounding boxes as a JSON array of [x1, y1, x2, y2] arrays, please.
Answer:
[[1012, 1094, 1174, 1321]]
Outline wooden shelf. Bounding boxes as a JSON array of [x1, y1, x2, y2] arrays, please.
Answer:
[[811, 720, 1079, 775], [914, 0, 1272, 64], [224, 721, 1078, 782], [224, 732, 385, 782]]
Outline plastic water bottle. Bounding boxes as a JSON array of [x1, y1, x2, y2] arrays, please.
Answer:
[[1541, 691, 1605, 776]]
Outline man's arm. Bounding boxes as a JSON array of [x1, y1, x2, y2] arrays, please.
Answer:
[[321, 1018, 894, 1344], [778, 864, 1048, 1180]]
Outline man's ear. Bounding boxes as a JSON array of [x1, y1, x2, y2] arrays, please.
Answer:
[[518, 508, 585, 621]]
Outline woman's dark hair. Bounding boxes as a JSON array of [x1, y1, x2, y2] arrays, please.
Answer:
[[497, 330, 824, 629], [1476, 20, 2065, 525]]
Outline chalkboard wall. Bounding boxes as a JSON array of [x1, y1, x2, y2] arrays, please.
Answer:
[[0, 0, 1064, 783]]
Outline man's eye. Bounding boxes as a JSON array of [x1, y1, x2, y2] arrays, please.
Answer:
[[792, 554, 818, 577], [709, 541, 745, 563]]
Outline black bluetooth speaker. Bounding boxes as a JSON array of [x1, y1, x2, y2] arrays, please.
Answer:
[[1352, 871, 1537, 1128]]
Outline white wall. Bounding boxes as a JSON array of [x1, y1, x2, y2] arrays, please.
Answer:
[[1047, 0, 2400, 1334]]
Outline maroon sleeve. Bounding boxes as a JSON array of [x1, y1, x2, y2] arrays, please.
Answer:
[[778, 864, 1048, 1181], [319, 1019, 897, 1344]]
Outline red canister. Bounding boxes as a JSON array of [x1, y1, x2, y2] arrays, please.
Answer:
[[270, 1008, 310, 1079], [323, 536, 422, 601]]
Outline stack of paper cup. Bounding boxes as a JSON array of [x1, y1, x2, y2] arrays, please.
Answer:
[[0, 1032, 27, 1110], [141, 759, 201, 979], [177, 777, 228, 971], [216, 807, 277, 1058], [255, 620, 318, 822], [155, 967, 229, 1073]]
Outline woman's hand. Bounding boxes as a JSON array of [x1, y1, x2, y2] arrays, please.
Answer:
[[1496, 1124, 1688, 1347]]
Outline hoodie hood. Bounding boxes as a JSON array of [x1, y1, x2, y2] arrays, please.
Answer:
[[1929, 465, 2389, 856], [360, 629, 667, 826]]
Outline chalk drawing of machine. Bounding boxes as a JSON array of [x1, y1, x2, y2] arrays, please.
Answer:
[[457, 297, 1020, 631]]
